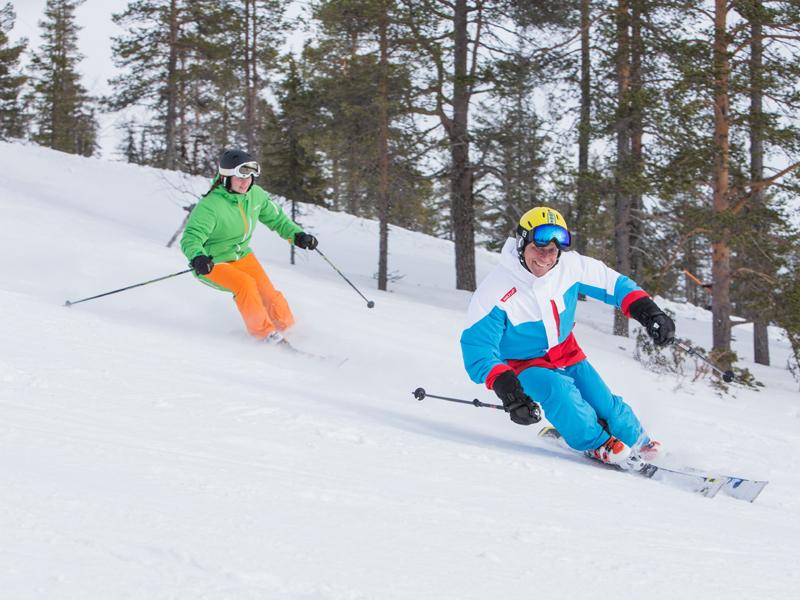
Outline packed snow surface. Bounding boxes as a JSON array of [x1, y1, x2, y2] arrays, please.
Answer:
[[1, 141, 799, 599]]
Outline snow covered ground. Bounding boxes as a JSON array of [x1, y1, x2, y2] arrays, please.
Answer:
[[1, 141, 799, 599]]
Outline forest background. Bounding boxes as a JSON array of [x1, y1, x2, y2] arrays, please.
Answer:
[[2, 0, 799, 378]]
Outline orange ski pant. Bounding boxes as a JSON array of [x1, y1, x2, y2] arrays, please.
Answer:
[[199, 253, 295, 339]]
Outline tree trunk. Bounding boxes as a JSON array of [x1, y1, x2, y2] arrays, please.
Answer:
[[346, 151, 359, 215], [629, 0, 644, 281], [684, 234, 701, 306], [178, 51, 187, 166], [574, 0, 591, 256], [290, 193, 297, 266], [749, 15, 769, 366], [244, 0, 252, 150], [711, 0, 732, 366], [346, 30, 360, 216], [377, 2, 390, 291], [331, 155, 341, 211], [164, 0, 179, 170], [613, 0, 632, 337], [451, 0, 475, 291], [251, 3, 258, 150], [244, 0, 257, 152]]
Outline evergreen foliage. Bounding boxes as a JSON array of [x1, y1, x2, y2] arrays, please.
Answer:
[[107, 0, 287, 172], [259, 56, 325, 206], [0, 2, 27, 139], [107, 0, 202, 170], [473, 51, 550, 250], [28, 0, 97, 156], [13, 0, 800, 375], [398, 0, 521, 290], [300, 0, 436, 288], [639, 0, 800, 364]]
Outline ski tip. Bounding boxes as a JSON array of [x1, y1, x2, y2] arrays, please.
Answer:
[[538, 425, 561, 439]]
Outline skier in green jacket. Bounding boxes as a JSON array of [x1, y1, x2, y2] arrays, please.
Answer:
[[181, 149, 318, 344]]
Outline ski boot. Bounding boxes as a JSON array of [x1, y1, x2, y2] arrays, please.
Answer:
[[264, 330, 288, 346], [585, 436, 635, 469], [637, 439, 662, 462]]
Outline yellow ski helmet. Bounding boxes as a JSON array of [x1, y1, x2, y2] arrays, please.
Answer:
[[517, 207, 571, 247], [515, 207, 571, 271]]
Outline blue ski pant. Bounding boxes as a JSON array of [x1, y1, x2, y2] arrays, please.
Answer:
[[517, 359, 644, 452]]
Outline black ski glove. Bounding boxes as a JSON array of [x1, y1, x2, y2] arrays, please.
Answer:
[[190, 254, 214, 275], [294, 232, 318, 250], [492, 370, 542, 426], [629, 297, 675, 346]]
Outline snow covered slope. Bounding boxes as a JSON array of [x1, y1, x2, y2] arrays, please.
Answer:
[[1, 141, 799, 599]]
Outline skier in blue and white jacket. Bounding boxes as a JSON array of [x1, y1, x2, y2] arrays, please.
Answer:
[[460, 207, 675, 467]]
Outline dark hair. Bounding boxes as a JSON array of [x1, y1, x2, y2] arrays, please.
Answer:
[[203, 176, 223, 197]]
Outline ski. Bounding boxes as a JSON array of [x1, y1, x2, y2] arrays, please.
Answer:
[[278, 340, 348, 367], [676, 465, 769, 503], [537, 426, 768, 502]]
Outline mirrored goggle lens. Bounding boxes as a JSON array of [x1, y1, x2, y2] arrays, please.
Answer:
[[531, 224, 571, 248], [234, 162, 260, 177]]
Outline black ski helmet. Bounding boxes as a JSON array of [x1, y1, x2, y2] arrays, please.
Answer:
[[219, 149, 255, 172], [218, 148, 257, 193]]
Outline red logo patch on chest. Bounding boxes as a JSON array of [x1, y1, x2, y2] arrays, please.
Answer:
[[500, 287, 517, 302]]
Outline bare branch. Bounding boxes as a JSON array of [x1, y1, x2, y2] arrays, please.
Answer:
[[731, 159, 800, 213]]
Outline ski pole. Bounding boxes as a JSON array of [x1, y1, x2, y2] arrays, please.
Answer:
[[315, 248, 375, 308], [412, 387, 506, 411], [64, 268, 193, 307], [673, 340, 735, 383]]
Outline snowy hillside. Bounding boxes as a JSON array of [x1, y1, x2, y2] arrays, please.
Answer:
[[1, 141, 799, 599]]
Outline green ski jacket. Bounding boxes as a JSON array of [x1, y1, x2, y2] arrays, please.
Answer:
[[181, 180, 302, 264]]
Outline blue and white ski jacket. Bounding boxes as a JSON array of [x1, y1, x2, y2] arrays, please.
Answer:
[[460, 238, 648, 388]]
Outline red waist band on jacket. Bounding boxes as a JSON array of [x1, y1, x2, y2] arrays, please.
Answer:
[[484, 332, 587, 389]]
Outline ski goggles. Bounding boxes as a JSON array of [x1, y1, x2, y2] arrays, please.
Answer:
[[219, 161, 261, 178], [517, 223, 572, 248]]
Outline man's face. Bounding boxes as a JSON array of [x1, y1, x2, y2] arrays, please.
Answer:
[[524, 241, 559, 276]]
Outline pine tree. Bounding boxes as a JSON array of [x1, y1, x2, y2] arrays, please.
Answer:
[[108, 0, 288, 173], [116, 118, 148, 164], [28, 0, 97, 156], [405, 0, 481, 290], [729, 0, 800, 366], [107, 0, 193, 169], [187, 3, 244, 170], [774, 240, 800, 376], [469, 0, 583, 252], [239, 0, 286, 151], [574, 0, 595, 257], [506, 2, 612, 261], [625, 0, 800, 367], [303, 0, 382, 217], [400, 0, 590, 290], [581, 0, 653, 337], [259, 56, 325, 206], [642, 3, 718, 305], [473, 48, 549, 250], [0, 2, 27, 139], [304, 0, 435, 289]]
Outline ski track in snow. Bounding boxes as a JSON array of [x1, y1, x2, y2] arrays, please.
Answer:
[[1, 141, 799, 599]]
